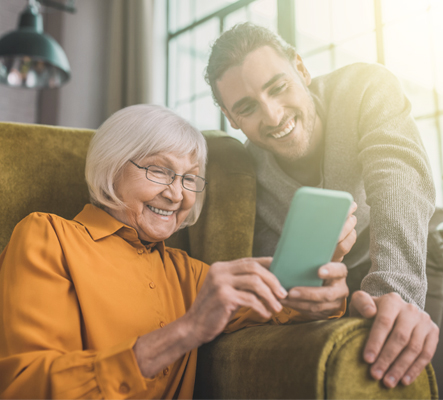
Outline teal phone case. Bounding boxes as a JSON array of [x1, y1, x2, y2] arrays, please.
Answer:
[[270, 187, 353, 289]]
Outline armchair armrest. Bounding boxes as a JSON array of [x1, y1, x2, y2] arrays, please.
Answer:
[[194, 318, 438, 399]]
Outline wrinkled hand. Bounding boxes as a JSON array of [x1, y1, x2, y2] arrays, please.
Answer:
[[186, 257, 287, 345], [350, 291, 439, 387], [280, 262, 349, 319], [332, 201, 358, 262]]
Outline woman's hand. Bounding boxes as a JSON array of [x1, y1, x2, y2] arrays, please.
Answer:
[[332, 202, 358, 262], [185, 257, 288, 345], [279, 262, 349, 320]]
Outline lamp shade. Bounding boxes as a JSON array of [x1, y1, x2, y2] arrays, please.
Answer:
[[0, 1, 70, 89]]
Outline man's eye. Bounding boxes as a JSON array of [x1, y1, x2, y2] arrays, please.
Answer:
[[270, 84, 286, 95], [238, 105, 256, 115]]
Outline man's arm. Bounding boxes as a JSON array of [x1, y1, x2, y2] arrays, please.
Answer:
[[351, 64, 438, 387]]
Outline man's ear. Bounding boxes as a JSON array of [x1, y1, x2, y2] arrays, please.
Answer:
[[294, 54, 311, 86], [220, 106, 239, 129]]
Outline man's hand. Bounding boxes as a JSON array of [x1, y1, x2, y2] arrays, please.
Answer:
[[350, 291, 439, 388], [186, 257, 287, 345], [332, 201, 358, 262], [280, 262, 349, 319]]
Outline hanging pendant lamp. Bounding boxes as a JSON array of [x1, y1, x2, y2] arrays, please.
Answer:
[[0, 0, 71, 89]]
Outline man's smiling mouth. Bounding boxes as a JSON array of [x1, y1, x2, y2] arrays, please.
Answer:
[[270, 118, 296, 139], [147, 205, 174, 216]]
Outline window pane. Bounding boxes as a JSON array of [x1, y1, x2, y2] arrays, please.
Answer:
[[194, 95, 221, 131], [224, 7, 249, 30], [417, 118, 442, 206], [194, 0, 237, 21], [174, 102, 193, 125], [249, 0, 277, 28], [302, 51, 333, 78], [335, 32, 377, 69], [402, 79, 436, 118], [330, 0, 374, 42], [382, 0, 431, 24], [169, 31, 193, 107], [384, 15, 434, 90], [224, 0, 277, 32], [193, 20, 219, 94], [169, 0, 193, 32], [431, 1, 443, 97], [294, 0, 331, 54]]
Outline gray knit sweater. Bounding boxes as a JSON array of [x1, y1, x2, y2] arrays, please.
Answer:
[[247, 63, 435, 309]]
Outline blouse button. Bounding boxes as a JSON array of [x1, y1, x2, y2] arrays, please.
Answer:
[[163, 367, 170, 375], [119, 382, 130, 394], [149, 282, 155, 289], [160, 321, 166, 328], [137, 248, 144, 255]]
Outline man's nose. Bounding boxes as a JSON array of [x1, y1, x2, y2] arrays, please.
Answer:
[[261, 100, 284, 127]]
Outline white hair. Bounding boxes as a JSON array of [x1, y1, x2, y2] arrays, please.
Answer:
[[85, 104, 207, 227]]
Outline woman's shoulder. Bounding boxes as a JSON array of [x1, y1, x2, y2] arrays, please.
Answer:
[[12, 212, 80, 241]]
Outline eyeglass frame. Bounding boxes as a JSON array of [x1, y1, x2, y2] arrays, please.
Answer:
[[129, 160, 208, 193]]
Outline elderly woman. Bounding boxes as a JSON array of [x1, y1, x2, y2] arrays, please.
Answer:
[[0, 105, 353, 399]]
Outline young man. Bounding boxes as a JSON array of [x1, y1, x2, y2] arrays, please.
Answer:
[[205, 23, 439, 388]]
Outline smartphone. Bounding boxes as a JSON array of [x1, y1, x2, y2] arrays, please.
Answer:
[[270, 187, 353, 289]]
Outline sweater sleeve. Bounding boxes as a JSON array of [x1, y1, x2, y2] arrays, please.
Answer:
[[0, 214, 148, 399], [356, 65, 436, 308]]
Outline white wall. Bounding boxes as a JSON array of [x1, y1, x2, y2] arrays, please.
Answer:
[[56, 0, 110, 129], [0, 0, 38, 123]]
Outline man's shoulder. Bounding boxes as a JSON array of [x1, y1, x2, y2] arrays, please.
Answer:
[[311, 63, 397, 91]]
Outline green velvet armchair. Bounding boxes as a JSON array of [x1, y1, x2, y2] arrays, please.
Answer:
[[0, 122, 438, 399]]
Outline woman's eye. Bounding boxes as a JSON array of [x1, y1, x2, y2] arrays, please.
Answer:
[[184, 175, 196, 183]]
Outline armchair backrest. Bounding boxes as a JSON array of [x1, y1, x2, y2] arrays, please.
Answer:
[[0, 122, 256, 265]]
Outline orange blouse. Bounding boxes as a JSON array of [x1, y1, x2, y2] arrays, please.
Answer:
[[0, 205, 341, 399]]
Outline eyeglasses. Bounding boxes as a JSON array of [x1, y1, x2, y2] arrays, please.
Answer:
[[129, 160, 207, 192]]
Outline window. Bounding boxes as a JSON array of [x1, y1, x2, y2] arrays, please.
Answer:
[[167, 0, 443, 204]]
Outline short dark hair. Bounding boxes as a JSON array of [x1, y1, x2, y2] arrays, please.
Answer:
[[204, 22, 297, 107]]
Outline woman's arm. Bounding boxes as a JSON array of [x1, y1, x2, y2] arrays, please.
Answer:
[[133, 257, 288, 378], [0, 214, 147, 399]]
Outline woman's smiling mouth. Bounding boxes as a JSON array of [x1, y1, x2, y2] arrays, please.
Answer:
[[147, 205, 174, 216]]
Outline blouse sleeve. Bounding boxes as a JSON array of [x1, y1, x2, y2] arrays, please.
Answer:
[[223, 300, 346, 333], [0, 214, 147, 399]]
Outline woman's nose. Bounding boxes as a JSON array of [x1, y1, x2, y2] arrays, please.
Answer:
[[164, 178, 184, 202], [261, 100, 284, 127]]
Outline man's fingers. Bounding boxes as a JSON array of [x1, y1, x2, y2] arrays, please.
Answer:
[[368, 304, 418, 380], [401, 323, 439, 386], [318, 262, 348, 281], [380, 312, 437, 387], [363, 296, 405, 365], [349, 290, 377, 318], [287, 282, 348, 303], [280, 297, 343, 316]]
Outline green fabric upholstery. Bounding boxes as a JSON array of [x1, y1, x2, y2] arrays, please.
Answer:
[[194, 318, 437, 399], [0, 122, 92, 251], [0, 122, 438, 399]]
